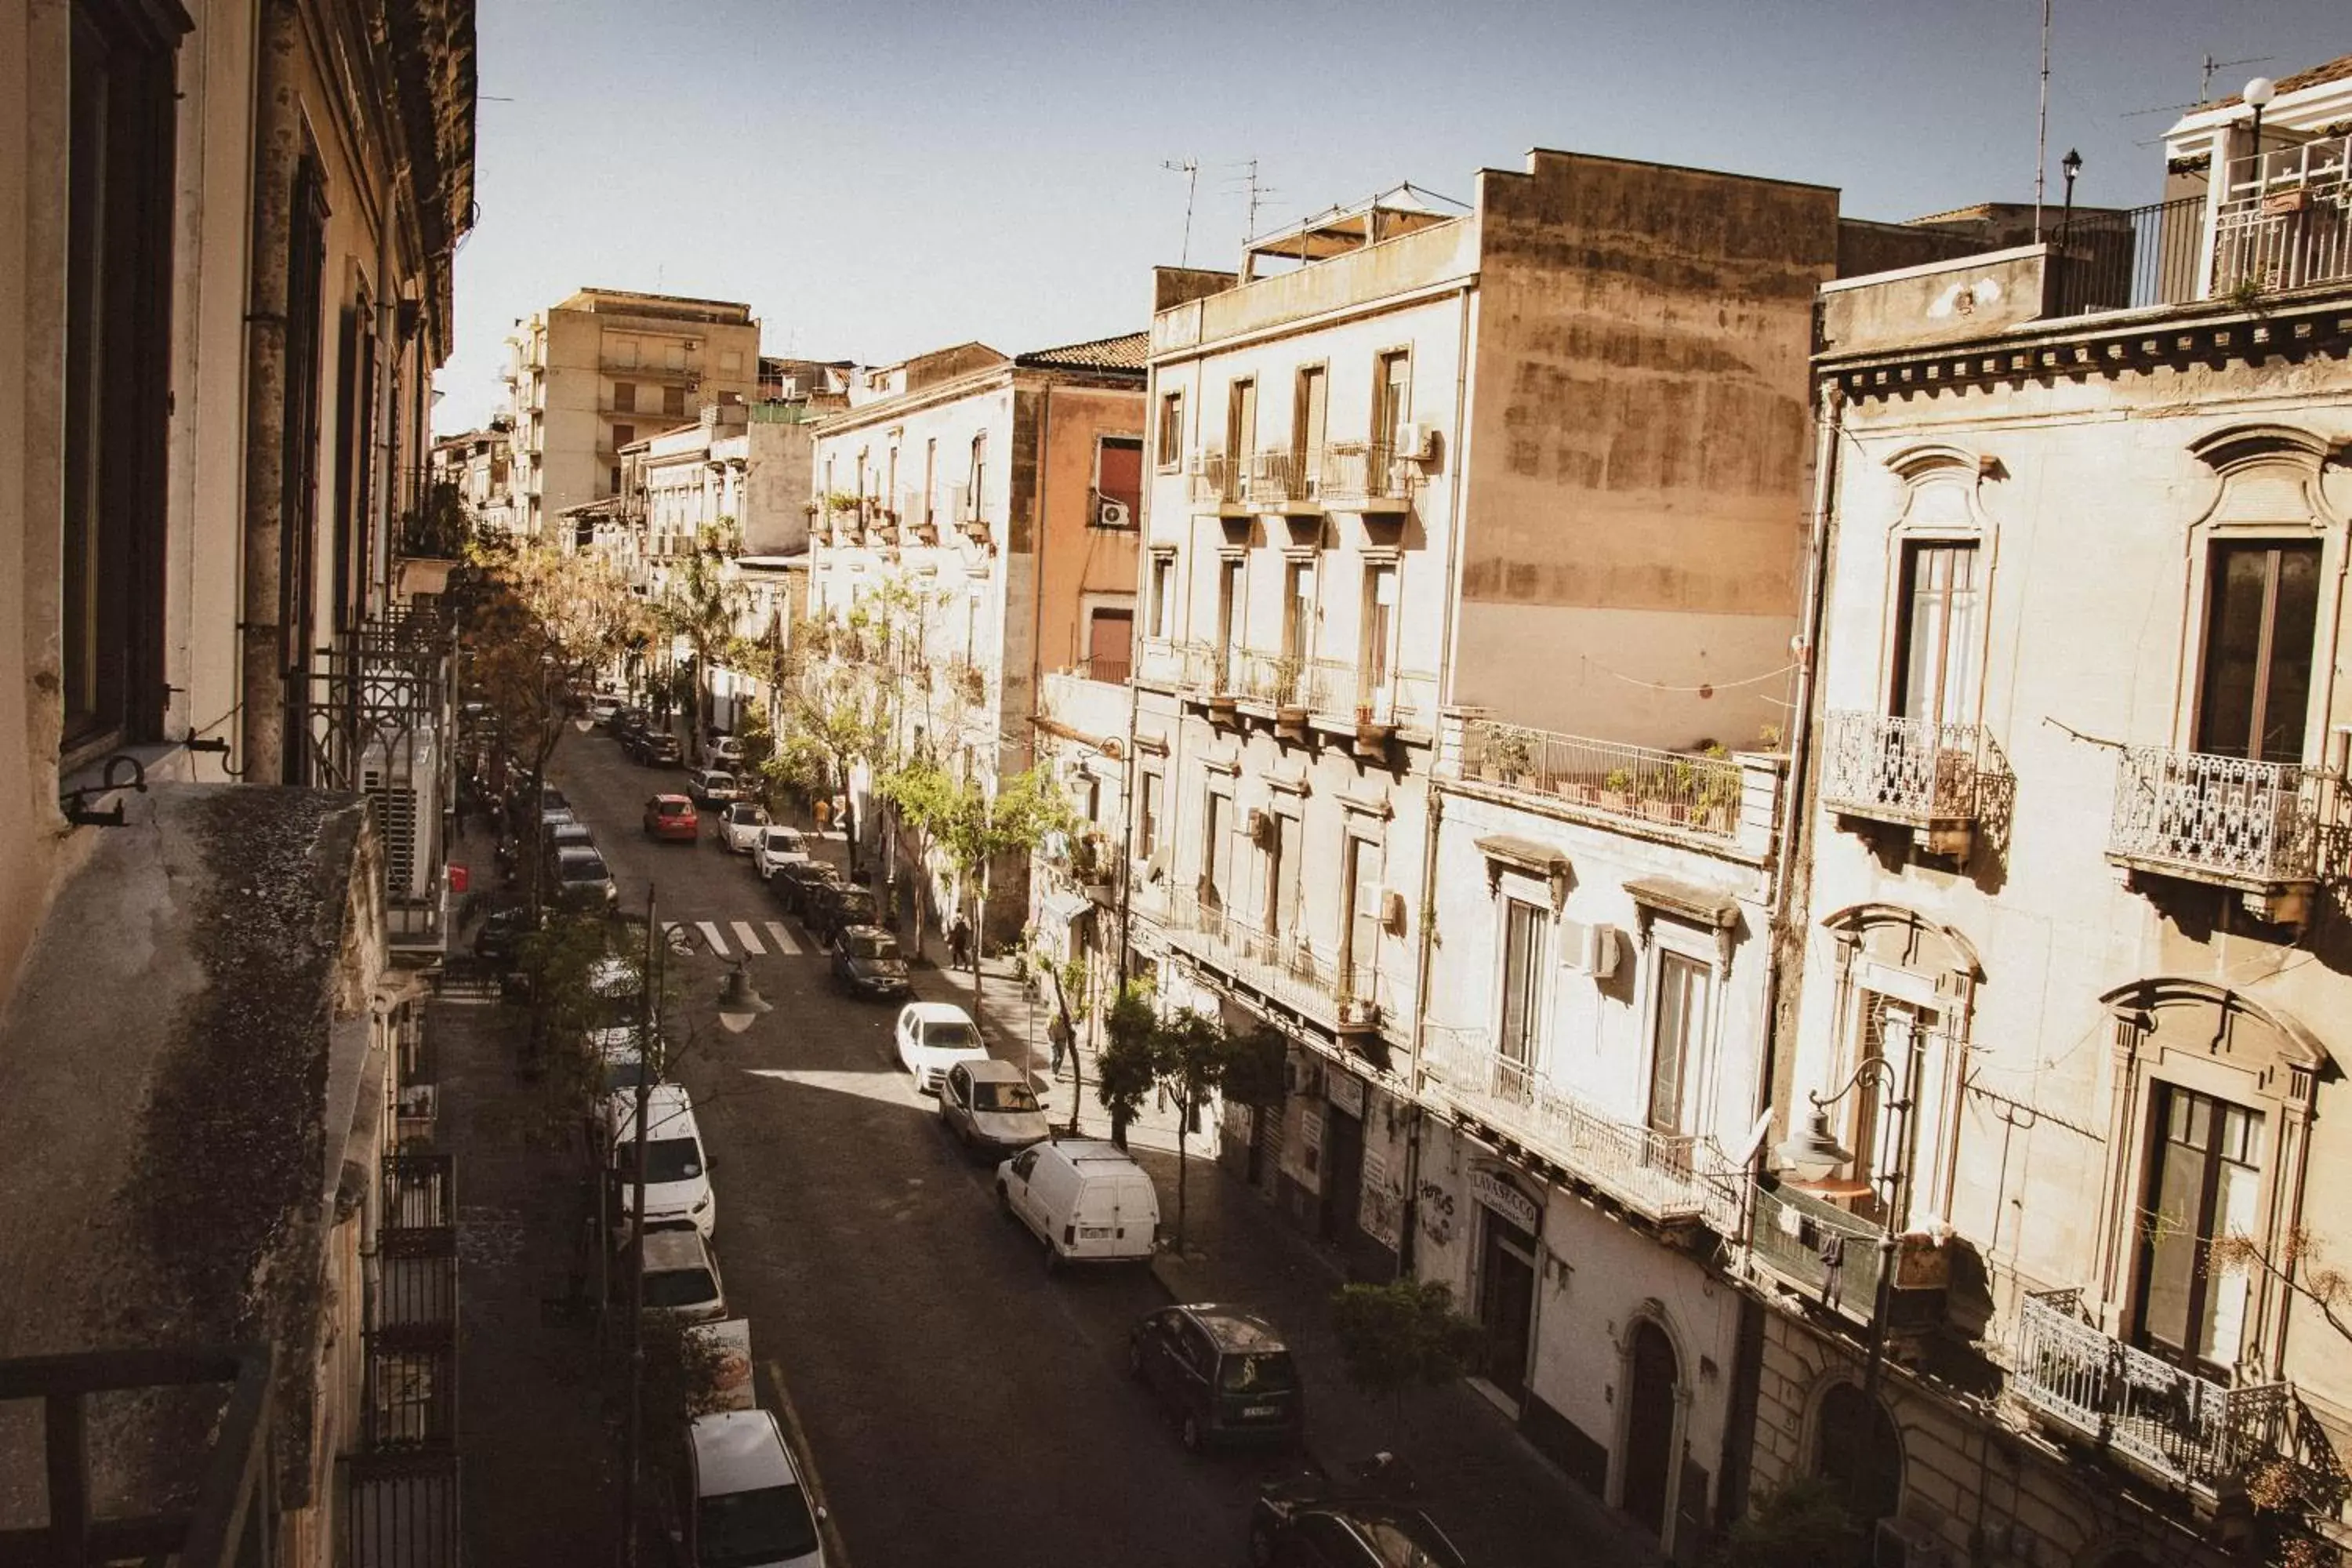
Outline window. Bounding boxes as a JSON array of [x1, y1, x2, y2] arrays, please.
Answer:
[[1137, 772, 1162, 861], [1148, 554, 1178, 639], [2197, 542, 2319, 763], [1648, 953, 1709, 1138], [1282, 561, 1315, 663], [720, 348, 742, 372], [1094, 437, 1143, 527], [969, 434, 989, 520], [1156, 390, 1185, 468], [1227, 379, 1258, 488], [2135, 1084, 2264, 1372], [1845, 992, 1951, 1229], [1270, 812, 1301, 935], [1085, 608, 1132, 682], [613, 381, 637, 413], [1497, 898, 1547, 1069], [1891, 542, 1980, 725], [277, 155, 330, 782], [1202, 793, 1233, 910], [664, 342, 687, 370], [331, 303, 379, 630], [1341, 837, 1383, 1000], [923, 438, 937, 526], [1374, 350, 1412, 449], [60, 0, 184, 747], [1362, 564, 1397, 697], [1815, 1384, 1903, 1523], [608, 335, 640, 367], [663, 385, 687, 419], [608, 466, 621, 495], [612, 424, 636, 449], [1293, 365, 1327, 494], [1214, 557, 1244, 673]]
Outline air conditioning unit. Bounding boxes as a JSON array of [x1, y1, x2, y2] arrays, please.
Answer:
[[1396, 423, 1439, 463], [1096, 495, 1134, 528], [1560, 920, 1620, 980], [1379, 889, 1407, 935], [1246, 808, 1275, 845], [1873, 1518, 1947, 1568]]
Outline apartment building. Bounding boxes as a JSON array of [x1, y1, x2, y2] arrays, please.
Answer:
[[804, 334, 1147, 941], [430, 424, 515, 535], [1755, 56, 2352, 1568], [499, 288, 760, 539], [1, 0, 475, 1560]]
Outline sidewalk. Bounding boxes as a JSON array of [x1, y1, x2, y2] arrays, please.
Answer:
[[1143, 1158, 1667, 1568]]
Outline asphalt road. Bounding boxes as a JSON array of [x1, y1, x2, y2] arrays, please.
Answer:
[[549, 735, 1282, 1568]]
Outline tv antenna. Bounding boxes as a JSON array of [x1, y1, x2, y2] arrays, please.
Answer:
[[1161, 158, 1200, 267], [1226, 158, 1278, 241], [2200, 52, 2272, 100], [2033, 0, 2052, 239]]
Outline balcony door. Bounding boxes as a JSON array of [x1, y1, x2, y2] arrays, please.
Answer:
[[1890, 541, 1979, 728], [1214, 557, 1244, 687], [1848, 992, 1948, 1229], [1361, 564, 1396, 713], [1226, 379, 1257, 499], [2197, 541, 2318, 764], [1647, 952, 1708, 1141], [1496, 898, 1547, 1083], [1292, 365, 1327, 497], [2134, 1084, 2263, 1377]]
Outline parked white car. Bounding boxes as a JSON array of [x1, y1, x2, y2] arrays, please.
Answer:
[[670, 1410, 826, 1568], [996, 1138, 1160, 1269], [636, 1225, 728, 1325], [719, 800, 771, 854], [753, 826, 810, 881], [685, 768, 742, 808], [893, 1001, 990, 1094], [586, 693, 623, 726], [607, 1083, 716, 1236], [709, 734, 748, 767]]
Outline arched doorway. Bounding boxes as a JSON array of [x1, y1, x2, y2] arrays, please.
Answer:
[[1621, 1320, 1679, 1536], [1814, 1381, 1903, 1523]]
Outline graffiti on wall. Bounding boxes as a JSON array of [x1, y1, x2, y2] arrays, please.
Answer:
[[1417, 1179, 1457, 1250]]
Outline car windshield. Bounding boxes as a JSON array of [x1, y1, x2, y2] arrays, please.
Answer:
[[971, 1080, 1040, 1113], [923, 1021, 979, 1051], [622, 1136, 702, 1184], [698, 1484, 819, 1568], [1218, 1349, 1298, 1396], [659, 800, 689, 815], [763, 830, 801, 852], [846, 933, 898, 960], [728, 804, 765, 824], [641, 1266, 718, 1310], [602, 1058, 644, 1091], [558, 855, 609, 883]]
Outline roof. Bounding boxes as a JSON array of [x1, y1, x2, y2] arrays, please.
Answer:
[[650, 792, 692, 804], [691, 1410, 799, 1496], [961, 1057, 1027, 1082], [1014, 331, 1150, 373], [905, 1000, 976, 1023], [1180, 1305, 1288, 1351], [617, 1083, 699, 1142], [642, 1226, 716, 1274], [2202, 50, 2352, 107]]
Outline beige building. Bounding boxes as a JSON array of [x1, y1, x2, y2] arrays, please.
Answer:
[[1752, 55, 2352, 1568], [430, 424, 515, 535], [804, 334, 1147, 939], [1, 0, 474, 1559], [499, 288, 761, 539]]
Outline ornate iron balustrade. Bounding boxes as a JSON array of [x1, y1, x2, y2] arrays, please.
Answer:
[[1458, 720, 1743, 841], [1236, 647, 1319, 710], [2013, 1289, 2292, 1497], [1250, 448, 1323, 506], [1319, 441, 1414, 510], [1134, 637, 1191, 689], [1162, 889, 1349, 1022], [2107, 746, 2322, 886], [1418, 1025, 1737, 1229], [2214, 134, 2352, 296], [1820, 711, 1984, 825], [1189, 450, 1251, 510]]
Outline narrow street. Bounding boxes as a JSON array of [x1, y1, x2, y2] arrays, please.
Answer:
[[546, 735, 1276, 1568]]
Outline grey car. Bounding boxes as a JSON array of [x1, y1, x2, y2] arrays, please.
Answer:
[[938, 1058, 1051, 1157], [551, 846, 619, 912]]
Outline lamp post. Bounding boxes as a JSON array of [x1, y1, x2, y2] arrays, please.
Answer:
[[2244, 76, 2276, 198], [2057, 147, 2082, 248], [1775, 1054, 1914, 1552], [619, 887, 768, 1566]]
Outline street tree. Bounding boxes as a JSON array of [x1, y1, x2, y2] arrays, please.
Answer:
[[655, 521, 750, 768], [771, 665, 887, 873], [1328, 1279, 1485, 1443], [1155, 1008, 1230, 1250], [1094, 985, 1158, 1149], [876, 754, 955, 960], [910, 765, 1077, 1007]]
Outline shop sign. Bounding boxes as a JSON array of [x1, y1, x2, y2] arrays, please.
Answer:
[[1469, 1167, 1540, 1233], [1327, 1072, 1367, 1119]]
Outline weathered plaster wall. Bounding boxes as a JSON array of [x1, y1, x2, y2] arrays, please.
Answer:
[[1454, 151, 1832, 750], [1033, 383, 1146, 677]]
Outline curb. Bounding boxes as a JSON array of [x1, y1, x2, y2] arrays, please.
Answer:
[[763, 1356, 853, 1568]]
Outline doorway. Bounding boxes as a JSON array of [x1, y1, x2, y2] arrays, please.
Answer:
[[1475, 1209, 1537, 1402], [1622, 1320, 1679, 1537], [1321, 1105, 1365, 1259]]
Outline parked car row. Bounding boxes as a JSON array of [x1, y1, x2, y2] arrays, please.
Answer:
[[490, 782, 619, 914]]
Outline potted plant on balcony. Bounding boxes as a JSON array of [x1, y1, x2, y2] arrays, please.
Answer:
[[1483, 728, 1534, 786], [1599, 767, 1633, 814], [394, 481, 471, 596]]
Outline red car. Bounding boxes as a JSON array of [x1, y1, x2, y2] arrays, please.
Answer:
[[643, 794, 699, 842]]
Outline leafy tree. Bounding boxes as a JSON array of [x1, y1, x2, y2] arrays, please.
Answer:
[[771, 666, 887, 872], [1095, 985, 1160, 1149], [653, 522, 750, 767], [1709, 1475, 1863, 1568], [1156, 1008, 1230, 1250], [1328, 1279, 1485, 1442], [1222, 1026, 1289, 1111], [897, 765, 1076, 1007], [877, 755, 957, 959]]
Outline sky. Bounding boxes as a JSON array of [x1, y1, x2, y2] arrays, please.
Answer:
[[433, 0, 2349, 434]]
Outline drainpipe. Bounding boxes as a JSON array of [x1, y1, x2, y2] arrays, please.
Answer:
[[238, 0, 300, 781]]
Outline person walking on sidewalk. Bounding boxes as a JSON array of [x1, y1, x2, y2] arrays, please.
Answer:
[[948, 914, 973, 971]]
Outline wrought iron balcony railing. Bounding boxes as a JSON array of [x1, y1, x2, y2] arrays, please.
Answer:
[[1250, 448, 1323, 509], [1236, 647, 1317, 710], [1418, 1025, 1737, 1229], [1820, 710, 1986, 853], [2013, 1289, 2292, 1498], [1188, 449, 1254, 512], [1456, 719, 1744, 841], [2213, 134, 2352, 297], [2106, 745, 2324, 895], [1161, 889, 1371, 1022], [1319, 441, 1414, 511]]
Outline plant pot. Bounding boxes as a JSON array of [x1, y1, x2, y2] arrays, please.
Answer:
[[1598, 789, 1629, 813], [394, 556, 458, 596]]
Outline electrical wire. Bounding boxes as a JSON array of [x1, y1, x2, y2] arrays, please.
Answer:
[[1581, 655, 1799, 695]]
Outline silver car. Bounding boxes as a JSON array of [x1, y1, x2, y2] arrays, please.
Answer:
[[938, 1058, 1051, 1157]]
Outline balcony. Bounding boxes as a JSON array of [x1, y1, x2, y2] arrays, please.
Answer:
[[1161, 889, 1381, 1036], [2013, 1289, 2292, 1502], [1319, 441, 1414, 514], [1744, 1177, 1958, 1332], [1452, 717, 1746, 844], [2105, 745, 2326, 924], [1418, 1025, 1737, 1230], [1039, 666, 1134, 746], [1820, 710, 1988, 856], [1188, 450, 1256, 519], [1250, 448, 1323, 514]]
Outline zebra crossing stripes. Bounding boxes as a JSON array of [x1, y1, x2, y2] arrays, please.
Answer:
[[695, 920, 731, 958], [658, 917, 804, 960], [731, 920, 765, 956], [762, 920, 801, 956]]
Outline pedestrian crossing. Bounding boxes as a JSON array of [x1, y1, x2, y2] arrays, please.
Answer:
[[662, 917, 804, 960]]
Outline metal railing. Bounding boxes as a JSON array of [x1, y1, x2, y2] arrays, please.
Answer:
[[0, 1345, 275, 1566], [1236, 647, 1318, 710], [1820, 710, 1986, 825], [2013, 1289, 2292, 1496], [1747, 1178, 1886, 1315], [1308, 659, 1438, 730], [1250, 447, 1322, 506], [1319, 441, 1414, 508], [1073, 655, 1131, 686], [1162, 888, 1363, 1019], [1419, 1025, 1738, 1229], [1189, 450, 1253, 510], [2107, 745, 2323, 884], [1457, 720, 1743, 840], [2214, 134, 2352, 296], [1135, 637, 1192, 688], [2048, 196, 2208, 317]]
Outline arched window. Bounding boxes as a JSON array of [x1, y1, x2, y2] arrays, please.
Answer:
[[1813, 1382, 1902, 1523]]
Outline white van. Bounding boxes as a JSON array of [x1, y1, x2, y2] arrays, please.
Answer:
[[609, 1083, 716, 1237], [996, 1138, 1160, 1269]]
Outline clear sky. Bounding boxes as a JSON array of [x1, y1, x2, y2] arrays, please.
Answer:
[[434, 0, 2347, 433]]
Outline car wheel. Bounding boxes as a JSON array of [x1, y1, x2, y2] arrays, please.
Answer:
[[1178, 1413, 1202, 1453], [1042, 1234, 1061, 1275], [996, 1183, 1013, 1220]]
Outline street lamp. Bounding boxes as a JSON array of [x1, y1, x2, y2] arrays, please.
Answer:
[[2057, 147, 2082, 249], [2245, 76, 2276, 195], [716, 960, 771, 1033]]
